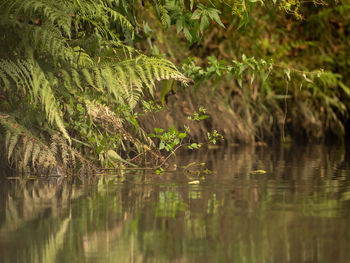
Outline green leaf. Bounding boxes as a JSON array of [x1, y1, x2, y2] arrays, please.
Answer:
[[176, 18, 184, 34], [191, 9, 202, 20], [159, 141, 165, 150], [143, 22, 152, 35], [188, 143, 199, 149], [77, 103, 83, 112], [200, 14, 210, 33], [156, 167, 164, 175], [107, 150, 137, 167], [208, 9, 225, 28], [183, 27, 193, 42], [179, 133, 187, 139], [339, 82, 350, 96], [107, 150, 122, 162], [249, 170, 267, 175], [237, 76, 242, 87], [190, 0, 195, 10], [199, 115, 209, 120], [154, 128, 164, 133]]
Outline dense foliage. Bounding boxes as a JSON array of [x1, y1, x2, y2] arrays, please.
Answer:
[[139, 0, 350, 144], [0, 0, 190, 174], [0, 0, 349, 175]]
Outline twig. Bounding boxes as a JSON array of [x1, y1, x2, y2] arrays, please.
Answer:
[[156, 143, 188, 168]]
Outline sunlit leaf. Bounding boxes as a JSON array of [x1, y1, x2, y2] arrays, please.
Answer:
[[183, 27, 193, 42], [200, 14, 210, 33], [179, 133, 187, 139], [208, 8, 225, 28], [249, 170, 267, 174], [188, 180, 200, 185], [191, 9, 202, 20], [190, 0, 194, 10]]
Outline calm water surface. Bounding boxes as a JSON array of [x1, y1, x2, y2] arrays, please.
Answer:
[[1, 145, 350, 262]]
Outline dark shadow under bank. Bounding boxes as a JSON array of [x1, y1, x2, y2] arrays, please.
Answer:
[[0, 162, 14, 180]]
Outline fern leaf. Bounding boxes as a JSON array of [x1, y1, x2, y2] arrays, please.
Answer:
[[31, 143, 41, 167], [81, 68, 94, 87], [71, 68, 83, 91], [37, 151, 47, 169], [7, 133, 19, 161], [52, 134, 69, 166], [135, 64, 154, 92], [13, 0, 73, 38], [103, 6, 135, 38], [30, 24, 74, 64], [61, 69, 73, 91], [30, 61, 71, 142], [4, 130, 11, 150], [23, 139, 34, 168], [92, 68, 103, 91], [50, 137, 58, 158], [0, 60, 24, 90]]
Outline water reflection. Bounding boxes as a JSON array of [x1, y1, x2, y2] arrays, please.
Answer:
[[1, 145, 350, 262]]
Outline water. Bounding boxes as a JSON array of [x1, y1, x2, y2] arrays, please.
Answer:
[[1, 145, 350, 262]]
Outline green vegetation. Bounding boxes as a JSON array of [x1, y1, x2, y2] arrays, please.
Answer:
[[0, 0, 349, 175], [0, 0, 190, 174]]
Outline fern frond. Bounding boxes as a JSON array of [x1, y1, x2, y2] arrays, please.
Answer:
[[92, 68, 103, 91], [90, 56, 190, 108], [31, 143, 41, 167], [31, 62, 70, 142], [0, 59, 70, 142], [103, 6, 135, 38], [7, 133, 19, 161], [0, 60, 26, 90], [128, 56, 190, 103], [6, 0, 73, 38], [71, 68, 83, 91], [23, 139, 34, 168], [0, 0, 191, 173], [0, 69, 10, 88], [50, 136, 58, 158], [154, 0, 170, 28], [74, 47, 94, 66], [51, 134, 70, 166], [135, 64, 153, 92], [29, 23, 75, 64], [80, 68, 94, 87], [0, 117, 59, 171], [5, 130, 11, 150], [37, 150, 53, 170], [73, 0, 135, 40], [61, 69, 73, 91]]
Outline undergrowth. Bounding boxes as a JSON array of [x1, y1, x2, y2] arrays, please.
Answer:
[[0, 0, 349, 176]]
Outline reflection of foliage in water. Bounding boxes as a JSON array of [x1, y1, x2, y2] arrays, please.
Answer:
[[0, 181, 80, 263], [156, 190, 187, 218], [1, 145, 350, 262]]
